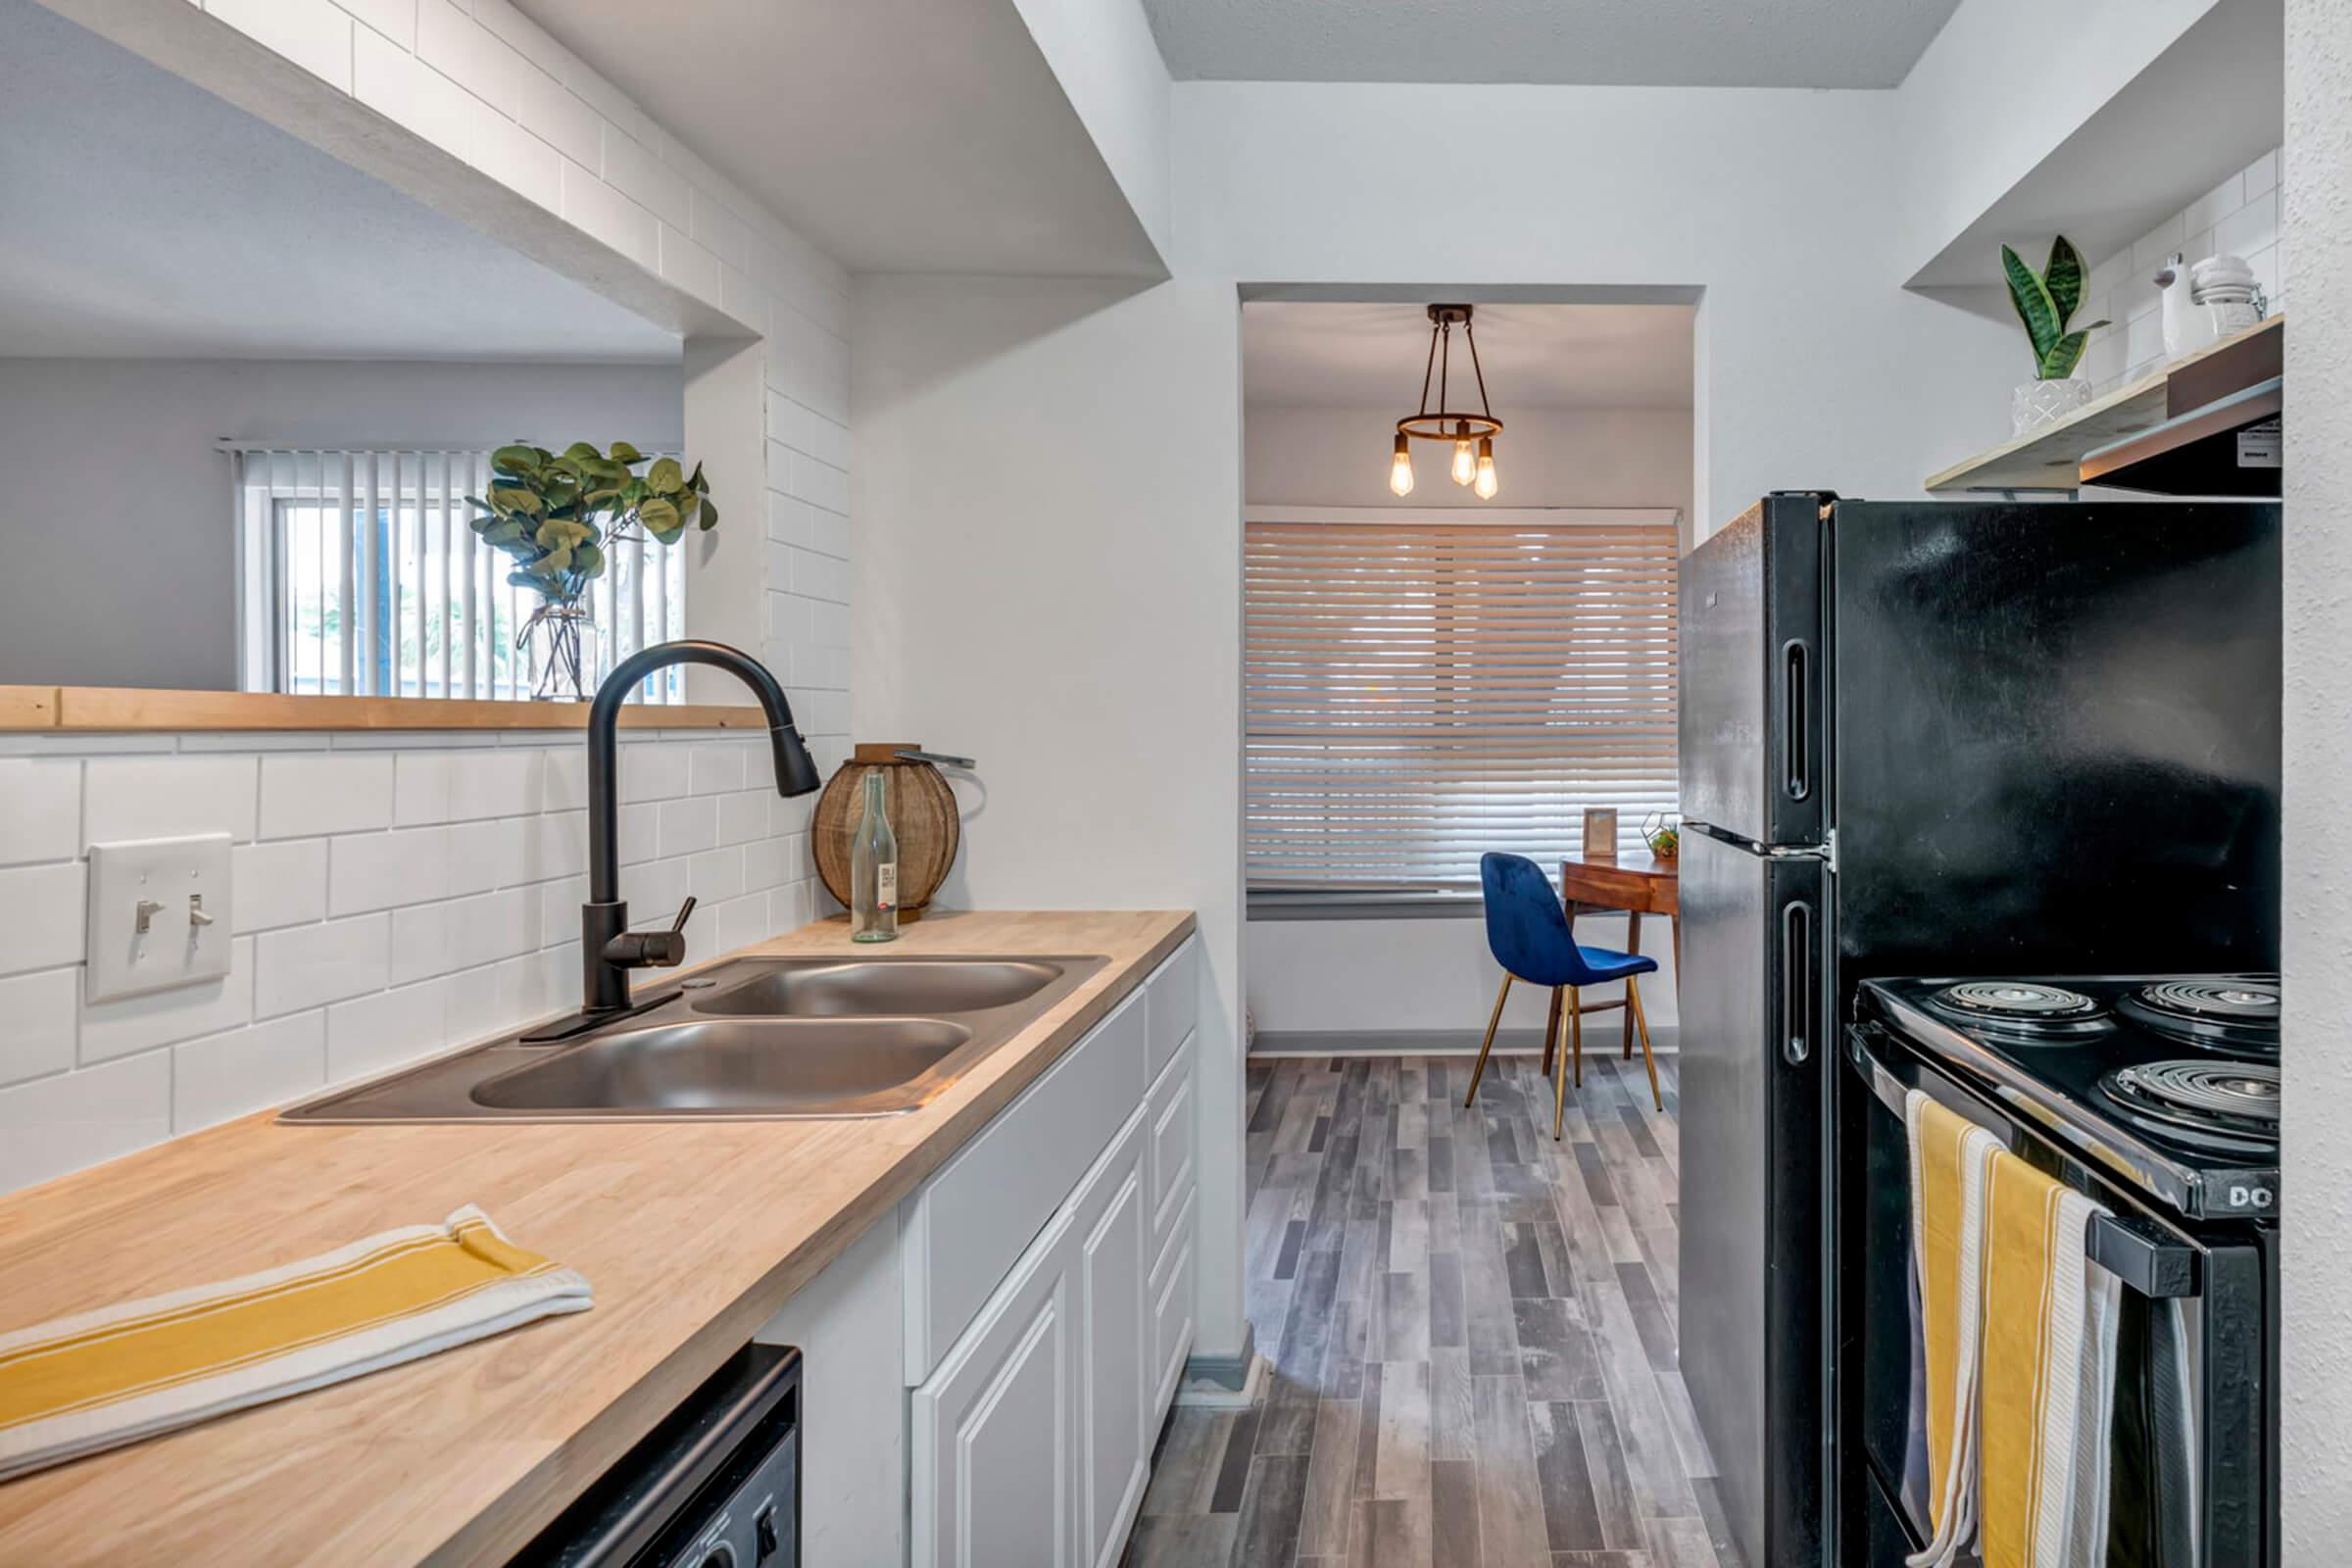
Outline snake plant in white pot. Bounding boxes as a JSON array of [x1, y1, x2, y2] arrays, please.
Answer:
[[2003, 236, 2112, 435]]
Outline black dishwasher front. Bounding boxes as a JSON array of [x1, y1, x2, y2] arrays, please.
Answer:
[[515, 1344, 801, 1568]]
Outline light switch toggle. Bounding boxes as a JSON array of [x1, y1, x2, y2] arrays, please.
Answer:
[[86, 835, 234, 1004]]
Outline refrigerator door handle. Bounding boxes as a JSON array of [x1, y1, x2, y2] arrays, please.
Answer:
[[1781, 639, 1813, 803], [1781, 899, 1815, 1064]]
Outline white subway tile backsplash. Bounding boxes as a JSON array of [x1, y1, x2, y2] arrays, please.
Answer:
[[658, 796, 718, 858], [718, 791, 769, 847], [713, 892, 771, 954], [85, 756, 258, 844], [562, 157, 659, 270], [2243, 148, 2278, 199], [2215, 189, 2278, 263], [618, 741, 693, 803], [233, 839, 330, 933], [260, 754, 395, 839], [390, 888, 538, 984], [0, 967, 76, 1088], [334, 0, 416, 51], [2132, 213, 2186, 271], [0, 861, 84, 976], [541, 747, 589, 812], [0, 760, 78, 866], [395, 748, 543, 826], [618, 802, 660, 864], [465, 96, 564, 212], [209, 0, 355, 92], [353, 25, 475, 160], [0, 1051, 172, 1194], [498, 810, 588, 886], [328, 822, 498, 915], [326, 981, 446, 1081], [256, 913, 391, 1017], [686, 847, 746, 904], [2181, 172, 2242, 238], [172, 1010, 328, 1132], [80, 939, 254, 1064], [689, 742, 751, 796]]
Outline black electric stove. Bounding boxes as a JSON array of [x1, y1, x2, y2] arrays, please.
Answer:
[[1860, 973, 2279, 1221], [1846, 975, 2281, 1567]]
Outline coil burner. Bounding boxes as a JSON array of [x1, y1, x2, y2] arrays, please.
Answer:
[[1926, 981, 2110, 1040], [2101, 1058, 2279, 1145], [2119, 978, 2280, 1054]]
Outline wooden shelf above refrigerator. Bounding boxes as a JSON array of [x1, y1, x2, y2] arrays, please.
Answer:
[[1925, 316, 2282, 495]]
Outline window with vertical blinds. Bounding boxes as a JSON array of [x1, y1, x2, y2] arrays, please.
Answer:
[[1245, 512, 1680, 894], [228, 447, 684, 703]]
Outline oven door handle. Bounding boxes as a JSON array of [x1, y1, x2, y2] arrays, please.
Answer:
[[1843, 1027, 2202, 1300]]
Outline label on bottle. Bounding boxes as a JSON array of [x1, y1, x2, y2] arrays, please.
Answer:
[[877, 861, 898, 911]]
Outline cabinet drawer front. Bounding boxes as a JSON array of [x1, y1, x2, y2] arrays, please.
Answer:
[[1148, 1189, 1196, 1420], [906, 988, 1148, 1382], [1145, 938, 1198, 1080], [1146, 1033, 1196, 1255], [910, 1209, 1078, 1568]]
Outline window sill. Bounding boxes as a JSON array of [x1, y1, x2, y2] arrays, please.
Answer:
[[0, 685, 772, 734], [1247, 890, 1486, 922]]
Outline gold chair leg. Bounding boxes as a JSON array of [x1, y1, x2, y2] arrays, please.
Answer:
[[1569, 986, 1584, 1088], [1628, 976, 1664, 1111], [1541, 987, 1563, 1077], [1552, 997, 1573, 1138], [1463, 972, 1512, 1107]]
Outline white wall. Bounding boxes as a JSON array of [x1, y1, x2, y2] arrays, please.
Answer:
[[1892, 0, 2223, 280], [1176, 82, 2019, 537], [2280, 0, 2350, 1548], [1245, 404, 1695, 523], [1242, 402, 1691, 1041], [851, 272, 1248, 1363], [0, 725, 822, 1196], [0, 357, 683, 691]]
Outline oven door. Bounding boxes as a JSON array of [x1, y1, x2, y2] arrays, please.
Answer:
[[1836, 1024, 2273, 1568]]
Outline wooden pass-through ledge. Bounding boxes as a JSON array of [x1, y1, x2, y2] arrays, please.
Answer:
[[0, 685, 773, 733]]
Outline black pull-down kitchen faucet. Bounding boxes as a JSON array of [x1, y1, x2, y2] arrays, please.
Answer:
[[524, 640, 821, 1041]]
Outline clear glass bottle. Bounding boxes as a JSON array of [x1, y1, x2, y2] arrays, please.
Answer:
[[850, 769, 900, 943]]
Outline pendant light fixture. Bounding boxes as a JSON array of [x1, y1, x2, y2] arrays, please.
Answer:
[[1388, 304, 1502, 500]]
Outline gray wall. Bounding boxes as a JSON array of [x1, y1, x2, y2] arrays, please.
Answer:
[[0, 359, 682, 690]]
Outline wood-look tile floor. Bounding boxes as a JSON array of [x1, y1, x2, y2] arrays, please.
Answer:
[[1122, 1053, 1743, 1568]]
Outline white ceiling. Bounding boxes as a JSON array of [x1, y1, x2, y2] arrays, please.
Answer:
[[514, 0, 1165, 278], [1144, 0, 1961, 86], [0, 0, 680, 362], [1244, 302, 1694, 412]]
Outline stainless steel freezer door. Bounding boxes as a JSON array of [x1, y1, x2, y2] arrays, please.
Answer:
[[1677, 826, 1828, 1568]]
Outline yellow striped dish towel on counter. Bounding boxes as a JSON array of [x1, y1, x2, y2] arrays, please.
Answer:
[[1980, 1150, 2123, 1568], [1904, 1090, 2003, 1568], [0, 1205, 590, 1482]]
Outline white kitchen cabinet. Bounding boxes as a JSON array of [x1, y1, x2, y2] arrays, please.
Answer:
[[910, 1207, 1080, 1568], [900, 934, 1199, 1568], [1071, 1114, 1150, 1568]]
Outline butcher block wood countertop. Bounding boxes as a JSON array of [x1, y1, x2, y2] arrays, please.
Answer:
[[0, 908, 1197, 1567]]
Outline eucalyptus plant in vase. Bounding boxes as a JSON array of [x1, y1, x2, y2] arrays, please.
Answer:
[[2002, 235, 2111, 435], [468, 442, 716, 700]]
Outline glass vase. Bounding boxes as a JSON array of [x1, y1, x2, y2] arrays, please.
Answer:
[[524, 603, 597, 703]]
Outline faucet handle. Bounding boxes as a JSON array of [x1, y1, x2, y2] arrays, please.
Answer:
[[601, 897, 697, 969]]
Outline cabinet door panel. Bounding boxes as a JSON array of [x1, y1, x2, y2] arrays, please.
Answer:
[[1149, 1189, 1197, 1419], [1146, 938, 1198, 1080], [912, 1213, 1078, 1568], [1146, 1033, 1196, 1256], [1073, 1116, 1150, 1568]]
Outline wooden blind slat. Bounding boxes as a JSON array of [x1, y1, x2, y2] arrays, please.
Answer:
[[1244, 517, 1679, 891]]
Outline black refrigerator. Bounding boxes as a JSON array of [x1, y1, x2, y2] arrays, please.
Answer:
[[1675, 492, 2280, 1568]]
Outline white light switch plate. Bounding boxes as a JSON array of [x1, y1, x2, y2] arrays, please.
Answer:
[[86, 835, 234, 1004]]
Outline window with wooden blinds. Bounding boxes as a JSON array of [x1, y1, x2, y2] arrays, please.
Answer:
[[1245, 510, 1681, 894]]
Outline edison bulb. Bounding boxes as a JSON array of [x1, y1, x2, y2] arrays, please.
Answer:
[[1450, 433, 1476, 486], [1473, 436, 1499, 500], [1389, 434, 1416, 497]]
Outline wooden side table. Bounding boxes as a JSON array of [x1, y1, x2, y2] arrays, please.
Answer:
[[1560, 854, 1681, 1060]]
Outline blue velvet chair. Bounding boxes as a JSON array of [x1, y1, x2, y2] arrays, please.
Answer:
[[1464, 851, 1663, 1135]]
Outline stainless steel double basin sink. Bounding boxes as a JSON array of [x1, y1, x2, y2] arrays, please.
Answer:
[[282, 955, 1107, 1123]]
